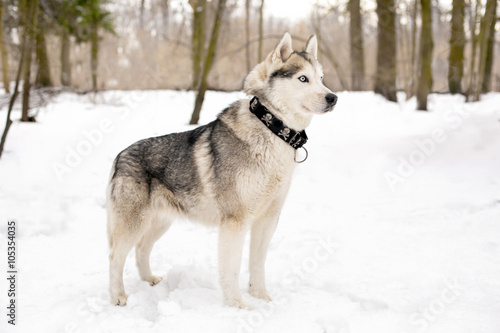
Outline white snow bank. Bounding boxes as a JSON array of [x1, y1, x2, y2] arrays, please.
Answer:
[[0, 90, 499, 333]]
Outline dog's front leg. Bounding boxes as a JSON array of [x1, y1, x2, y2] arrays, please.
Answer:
[[249, 213, 279, 302], [218, 220, 251, 309]]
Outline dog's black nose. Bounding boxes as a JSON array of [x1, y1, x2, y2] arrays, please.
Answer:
[[325, 93, 338, 106]]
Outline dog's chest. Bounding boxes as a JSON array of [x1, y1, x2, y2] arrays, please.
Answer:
[[240, 144, 295, 204]]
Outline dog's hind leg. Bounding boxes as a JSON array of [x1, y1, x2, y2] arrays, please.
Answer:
[[109, 229, 135, 306], [135, 217, 172, 286], [218, 220, 251, 309]]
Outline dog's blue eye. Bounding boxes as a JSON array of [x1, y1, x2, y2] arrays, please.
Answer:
[[298, 75, 308, 83]]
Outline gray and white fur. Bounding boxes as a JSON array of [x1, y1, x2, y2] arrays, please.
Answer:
[[107, 32, 337, 309]]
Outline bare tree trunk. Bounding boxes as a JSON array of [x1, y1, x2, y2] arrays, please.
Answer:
[[161, 0, 169, 39], [245, 0, 251, 72], [35, 21, 52, 87], [416, 0, 433, 111], [465, 0, 481, 102], [474, 0, 496, 100], [448, 0, 465, 94], [348, 0, 365, 91], [257, 0, 264, 63], [400, 5, 413, 98], [190, 0, 227, 125], [190, 0, 206, 90], [0, 3, 31, 158], [22, 0, 39, 122], [481, 0, 497, 93], [374, 0, 397, 101], [140, 0, 145, 29], [408, 0, 418, 98], [90, 25, 98, 92], [60, 29, 71, 86], [0, 0, 10, 93]]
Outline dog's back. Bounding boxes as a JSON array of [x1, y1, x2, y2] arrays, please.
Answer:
[[108, 99, 293, 228]]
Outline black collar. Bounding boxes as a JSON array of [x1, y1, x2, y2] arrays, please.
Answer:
[[249, 97, 308, 149]]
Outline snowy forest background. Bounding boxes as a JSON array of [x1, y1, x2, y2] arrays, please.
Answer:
[[0, 0, 499, 125], [0, 1, 500, 333]]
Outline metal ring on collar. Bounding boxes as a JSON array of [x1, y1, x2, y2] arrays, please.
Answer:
[[294, 146, 308, 163]]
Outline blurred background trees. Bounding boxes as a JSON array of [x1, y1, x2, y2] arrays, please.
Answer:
[[0, 0, 499, 117]]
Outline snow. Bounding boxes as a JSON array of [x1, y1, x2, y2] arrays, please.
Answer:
[[1, 90, 500, 333]]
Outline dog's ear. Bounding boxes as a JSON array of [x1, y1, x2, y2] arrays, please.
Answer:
[[271, 32, 293, 64], [304, 35, 318, 59]]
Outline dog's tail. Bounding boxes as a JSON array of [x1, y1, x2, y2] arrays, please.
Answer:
[[106, 157, 119, 249]]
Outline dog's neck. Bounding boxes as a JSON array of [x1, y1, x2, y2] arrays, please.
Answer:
[[255, 97, 313, 132]]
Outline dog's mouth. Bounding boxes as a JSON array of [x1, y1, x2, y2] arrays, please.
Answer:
[[301, 104, 334, 114], [324, 104, 335, 113]]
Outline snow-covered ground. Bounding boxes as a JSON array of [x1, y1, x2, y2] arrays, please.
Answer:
[[1, 90, 499, 333]]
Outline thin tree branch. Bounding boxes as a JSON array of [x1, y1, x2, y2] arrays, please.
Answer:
[[0, 0, 34, 158]]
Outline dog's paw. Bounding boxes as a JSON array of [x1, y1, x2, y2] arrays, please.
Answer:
[[112, 293, 128, 306], [225, 298, 253, 310], [249, 288, 273, 302], [147, 275, 163, 286]]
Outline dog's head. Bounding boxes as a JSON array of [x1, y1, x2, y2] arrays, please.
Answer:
[[244, 33, 337, 123]]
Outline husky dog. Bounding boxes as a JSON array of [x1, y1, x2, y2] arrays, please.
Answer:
[[107, 33, 337, 309]]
